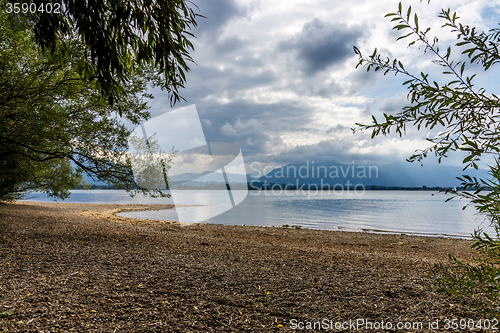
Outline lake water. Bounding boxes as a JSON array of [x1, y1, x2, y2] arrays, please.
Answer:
[[23, 189, 494, 238]]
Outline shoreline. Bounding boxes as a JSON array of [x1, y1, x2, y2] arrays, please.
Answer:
[[22, 198, 478, 240], [102, 205, 480, 241], [112, 205, 478, 240], [0, 201, 483, 332]]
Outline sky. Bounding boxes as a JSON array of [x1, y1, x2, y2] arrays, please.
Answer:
[[144, 0, 500, 175]]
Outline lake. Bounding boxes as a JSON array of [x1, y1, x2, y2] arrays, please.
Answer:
[[22, 189, 494, 238]]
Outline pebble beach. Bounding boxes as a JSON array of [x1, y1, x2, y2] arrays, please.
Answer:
[[0, 201, 488, 332]]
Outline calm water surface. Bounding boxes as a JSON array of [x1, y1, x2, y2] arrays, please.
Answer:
[[24, 190, 493, 238]]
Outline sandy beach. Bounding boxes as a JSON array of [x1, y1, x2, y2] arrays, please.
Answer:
[[0, 201, 489, 332]]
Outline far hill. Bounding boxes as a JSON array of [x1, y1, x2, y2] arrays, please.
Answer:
[[255, 160, 488, 188]]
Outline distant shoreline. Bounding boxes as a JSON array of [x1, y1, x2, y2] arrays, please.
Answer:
[[73, 184, 467, 191]]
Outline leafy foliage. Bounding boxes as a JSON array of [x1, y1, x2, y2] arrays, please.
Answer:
[[353, 4, 500, 169], [11, 0, 199, 106], [0, 11, 172, 200], [128, 133, 177, 191], [353, 2, 500, 312]]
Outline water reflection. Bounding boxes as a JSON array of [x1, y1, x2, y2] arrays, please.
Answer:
[[25, 190, 493, 238]]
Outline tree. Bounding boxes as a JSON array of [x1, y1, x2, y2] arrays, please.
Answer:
[[0, 7, 179, 200], [20, 0, 199, 106], [353, 2, 500, 312], [128, 133, 177, 190]]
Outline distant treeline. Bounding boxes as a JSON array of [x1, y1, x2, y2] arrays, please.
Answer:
[[74, 184, 120, 190], [74, 183, 473, 191], [247, 183, 466, 191]]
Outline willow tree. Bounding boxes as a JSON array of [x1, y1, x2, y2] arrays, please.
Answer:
[[0, 0, 198, 200], [25, 0, 199, 106], [353, 2, 500, 312]]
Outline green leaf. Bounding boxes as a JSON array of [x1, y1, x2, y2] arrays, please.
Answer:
[[394, 25, 410, 30], [397, 32, 414, 41]]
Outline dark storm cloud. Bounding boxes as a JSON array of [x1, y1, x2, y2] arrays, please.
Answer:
[[193, 0, 248, 34], [201, 100, 308, 129], [143, 99, 297, 159], [271, 139, 355, 164], [145, 93, 315, 158], [142, 6, 376, 168], [195, 99, 313, 159], [269, 138, 399, 166], [216, 35, 245, 54], [182, 64, 277, 97], [282, 74, 345, 98], [198, 99, 310, 134], [280, 19, 363, 75], [179, 28, 276, 99]]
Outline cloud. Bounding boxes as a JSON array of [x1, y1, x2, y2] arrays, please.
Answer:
[[193, 0, 249, 34], [379, 93, 410, 113], [196, 100, 312, 157], [140, 0, 496, 174], [216, 35, 245, 54], [279, 19, 363, 75], [270, 138, 356, 164], [221, 123, 237, 136], [326, 124, 350, 134]]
